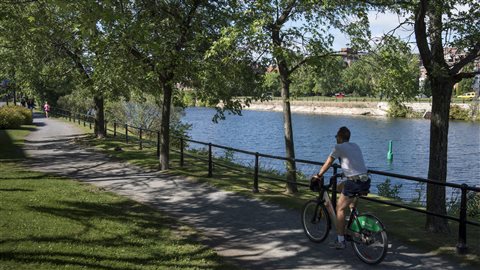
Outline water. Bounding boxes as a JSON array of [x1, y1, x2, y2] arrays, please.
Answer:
[[181, 107, 480, 201]]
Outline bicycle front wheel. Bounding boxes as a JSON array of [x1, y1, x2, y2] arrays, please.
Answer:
[[301, 200, 330, 243], [351, 214, 388, 265]]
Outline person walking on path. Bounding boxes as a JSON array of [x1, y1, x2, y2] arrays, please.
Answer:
[[43, 101, 50, 118]]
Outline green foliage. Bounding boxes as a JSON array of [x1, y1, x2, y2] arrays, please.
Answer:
[[448, 191, 480, 221], [349, 37, 419, 102], [449, 105, 471, 120], [291, 57, 346, 97], [387, 102, 415, 118], [377, 178, 402, 200], [176, 90, 197, 107], [263, 72, 281, 97], [223, 149, 235, 162], [341, 57, 375, 97], [0, 106, 33, 129], [104, 97, 191, 149], [411, 182, 426, 206]]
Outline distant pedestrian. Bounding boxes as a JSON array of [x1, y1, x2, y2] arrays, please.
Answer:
[[27, 99, 35, 111], [20, 97, 26, 107], [43, 101, 50, 118]]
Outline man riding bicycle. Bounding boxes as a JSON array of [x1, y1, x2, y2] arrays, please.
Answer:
[[312, 126, 370, 249]]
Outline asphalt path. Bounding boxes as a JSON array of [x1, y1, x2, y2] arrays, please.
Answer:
[[22, 114, 470, 270]]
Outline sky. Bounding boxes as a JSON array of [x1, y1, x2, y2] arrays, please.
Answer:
[[331, 11, 414, 51]]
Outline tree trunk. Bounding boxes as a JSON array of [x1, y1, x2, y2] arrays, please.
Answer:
[[278, 63, 297, 194], [159, 82, 173, 170], [426, 78, 453, 233], [94, 95, 105, 139]]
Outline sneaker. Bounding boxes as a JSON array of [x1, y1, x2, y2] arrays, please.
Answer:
[[329, 240, 346, 250]]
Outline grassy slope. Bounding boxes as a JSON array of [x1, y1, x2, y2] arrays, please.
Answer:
[[79, 121, 479, 267], [0, 126, 236, 270]]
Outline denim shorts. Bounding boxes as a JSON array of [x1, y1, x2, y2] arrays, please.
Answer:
[[342, 178, 371, 197]]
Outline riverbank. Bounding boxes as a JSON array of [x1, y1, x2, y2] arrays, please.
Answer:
[[242, 100, 473, 118]]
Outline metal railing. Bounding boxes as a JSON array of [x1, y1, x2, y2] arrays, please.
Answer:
[[51, 107, 479, 255]]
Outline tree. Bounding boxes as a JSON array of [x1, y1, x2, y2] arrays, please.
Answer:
[[411, 0, 480, 233], [100, 0, 245, 170], [215, 0, 370, 193], [290, 57, 346, 97], [0, 1, 127, 138]]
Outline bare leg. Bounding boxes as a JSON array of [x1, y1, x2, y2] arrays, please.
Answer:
[[336, 194, 354, 236]]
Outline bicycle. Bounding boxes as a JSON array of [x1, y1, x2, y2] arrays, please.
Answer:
[[301, 175, 388, 265]]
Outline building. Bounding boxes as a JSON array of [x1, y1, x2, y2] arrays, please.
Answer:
[[419, 47, 480, 94]]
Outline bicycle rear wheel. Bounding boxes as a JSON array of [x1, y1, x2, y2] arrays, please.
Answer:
[[301, 200, 330, 243], [351, 214, 388, 265]]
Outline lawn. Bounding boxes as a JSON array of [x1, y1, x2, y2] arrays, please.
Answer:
[[0, 127, 236, 270]]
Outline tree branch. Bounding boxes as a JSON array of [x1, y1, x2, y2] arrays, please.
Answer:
[[175, 0, 201, 51], [453, 70, 480, 83], [275, 0, 297, 27], [450, 43, 480, 75], [57, 43, 92, 83], [128, 46, 155, 71], [414, 0, 432, 71]]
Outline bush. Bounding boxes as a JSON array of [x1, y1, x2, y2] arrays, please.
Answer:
[[448, 191, 480, 221], [387, 102, 413, 118], [0, 106, 33, 129], [377, 178, 403, 200], [449, 105, 470, 120], [15, 106, 33, 125]]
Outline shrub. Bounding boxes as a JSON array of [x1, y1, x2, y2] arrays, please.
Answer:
[[387, 102, 412, 118], [15, 106, 33, 124], [448, 191, 480, 221], [0, 106, 33, 129], [377, 178, 403, 200], [449, 105, 470, 120]]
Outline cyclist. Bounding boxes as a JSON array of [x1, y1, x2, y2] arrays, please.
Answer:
[[312, 126, 370, 249]]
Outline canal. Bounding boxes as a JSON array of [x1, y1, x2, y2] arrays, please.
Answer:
[[181, 107, 480, 201]]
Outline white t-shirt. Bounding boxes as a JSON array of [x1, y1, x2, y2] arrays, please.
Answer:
[[329, 142, 368, 177]]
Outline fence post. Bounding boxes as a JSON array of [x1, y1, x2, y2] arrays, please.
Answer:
[[125, 124, 128, 143], [208, 143, 213, 177], [89, 117, 92, 129], [139, 128, 143, 150], [157, 131, 160, 157], [113, 122, 117, 137], [78, 114, 81, 125], [456, 184, 469, 254], [253, 152, 259, 193], [332, 166, 338, 211], [69, 112, 71, 122], [83, 115, 86, 127], [104, 121, 108, 137], [180, 137, 184, 167]]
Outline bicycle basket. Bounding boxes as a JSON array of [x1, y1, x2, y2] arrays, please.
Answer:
[[309, 176, 323, 192]]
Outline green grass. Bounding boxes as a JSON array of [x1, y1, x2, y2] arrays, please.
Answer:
[[0, 125, 236, 270], [0, 125, 36, 160], [69, 119, 480, 267]]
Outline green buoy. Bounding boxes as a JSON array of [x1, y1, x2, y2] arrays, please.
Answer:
[[387, 140, 393, 161]]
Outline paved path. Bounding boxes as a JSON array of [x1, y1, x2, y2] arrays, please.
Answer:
[[23, 114, 469, 269]]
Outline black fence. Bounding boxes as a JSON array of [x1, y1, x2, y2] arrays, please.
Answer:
[[51, 107, 480, 255]]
